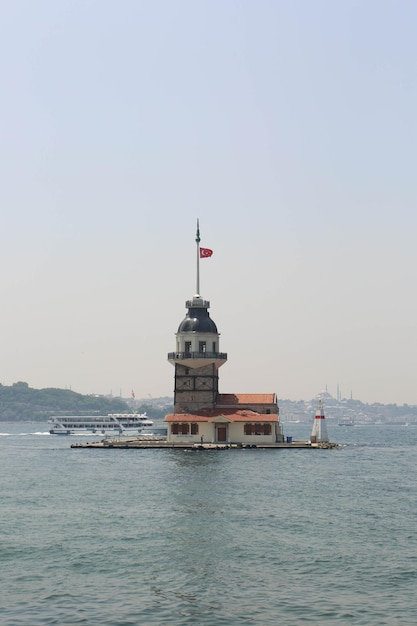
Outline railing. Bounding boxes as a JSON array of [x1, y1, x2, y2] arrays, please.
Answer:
[[168, 351, 228, 360], [185, 299, 210, 308]]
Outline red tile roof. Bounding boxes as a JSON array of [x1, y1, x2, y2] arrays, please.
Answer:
[[216, 393, 277, 405], [165, 410, 278, 423]]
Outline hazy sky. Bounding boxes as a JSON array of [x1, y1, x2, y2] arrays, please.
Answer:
[[1, 1, 416, 404]]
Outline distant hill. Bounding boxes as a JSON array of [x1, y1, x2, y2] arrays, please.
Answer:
[[0, 382, 130, 421], [3, 382, 414, 424], [132, 396, 174, 420], [278, 396, 417, 425]]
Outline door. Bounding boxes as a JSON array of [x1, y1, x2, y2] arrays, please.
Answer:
[[217, 426, 227, 442]]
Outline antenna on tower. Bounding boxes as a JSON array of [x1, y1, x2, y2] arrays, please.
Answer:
[[195, 218, 201, 296]]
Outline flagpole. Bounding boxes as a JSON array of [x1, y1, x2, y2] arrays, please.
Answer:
[[195, 218, 200, 295]]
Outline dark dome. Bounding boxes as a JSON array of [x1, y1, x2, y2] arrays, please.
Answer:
[[177, 307, 218, 334]]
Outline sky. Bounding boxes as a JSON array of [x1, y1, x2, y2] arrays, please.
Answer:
[[1, 0, 417, 405]]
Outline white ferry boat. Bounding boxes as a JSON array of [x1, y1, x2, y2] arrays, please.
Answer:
[[338, 416, 355, 426], [48, 413, 159, 435]]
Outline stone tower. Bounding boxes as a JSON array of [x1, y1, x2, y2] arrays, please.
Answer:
[[167, 221, 227, 413]]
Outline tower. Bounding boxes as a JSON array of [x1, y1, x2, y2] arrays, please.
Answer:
[[167, 221, 227, 413], [310, 398, 329, 443]]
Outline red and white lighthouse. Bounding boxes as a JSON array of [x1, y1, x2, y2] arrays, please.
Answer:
[[310, 398, 329, 443]]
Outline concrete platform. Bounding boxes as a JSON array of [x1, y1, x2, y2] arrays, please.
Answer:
[[70, 438, 339, 450]]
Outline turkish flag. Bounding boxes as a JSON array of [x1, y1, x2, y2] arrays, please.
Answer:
[[200, 247, 213, 258]]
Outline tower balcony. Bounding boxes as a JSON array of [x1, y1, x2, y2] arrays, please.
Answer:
[[185, 298, 210, 309], [168, 351, 228, 369]]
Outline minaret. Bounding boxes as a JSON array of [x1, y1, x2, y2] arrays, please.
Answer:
[[167, 221, 227, 413], [310, 398, 329, 443]]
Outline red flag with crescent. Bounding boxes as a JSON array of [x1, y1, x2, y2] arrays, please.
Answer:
[[200, 247, 213, 258]]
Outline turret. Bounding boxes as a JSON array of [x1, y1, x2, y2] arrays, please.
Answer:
[[168, 295, 227, 369], [167, 221, 227, 413]]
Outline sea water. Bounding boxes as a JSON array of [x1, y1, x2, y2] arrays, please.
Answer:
[[1, 421, 416, 625]]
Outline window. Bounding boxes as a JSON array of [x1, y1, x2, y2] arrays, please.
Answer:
[[172, 423, 189, 435], [244, 423, 272, 436], [212, 341, 216, 352], [185, 342, 191, 353], [199, 341, 206, 353], [191, 423, 199, 435]]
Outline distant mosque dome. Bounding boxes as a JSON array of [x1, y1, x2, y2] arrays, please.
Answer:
[[177, 307, 218, 334], [317, 390, 334, 400]]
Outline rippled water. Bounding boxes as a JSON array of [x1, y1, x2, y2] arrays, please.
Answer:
[[1, 421, 416, 625]]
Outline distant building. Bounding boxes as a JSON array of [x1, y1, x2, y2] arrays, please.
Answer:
[[164, 222, 284, 445]]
